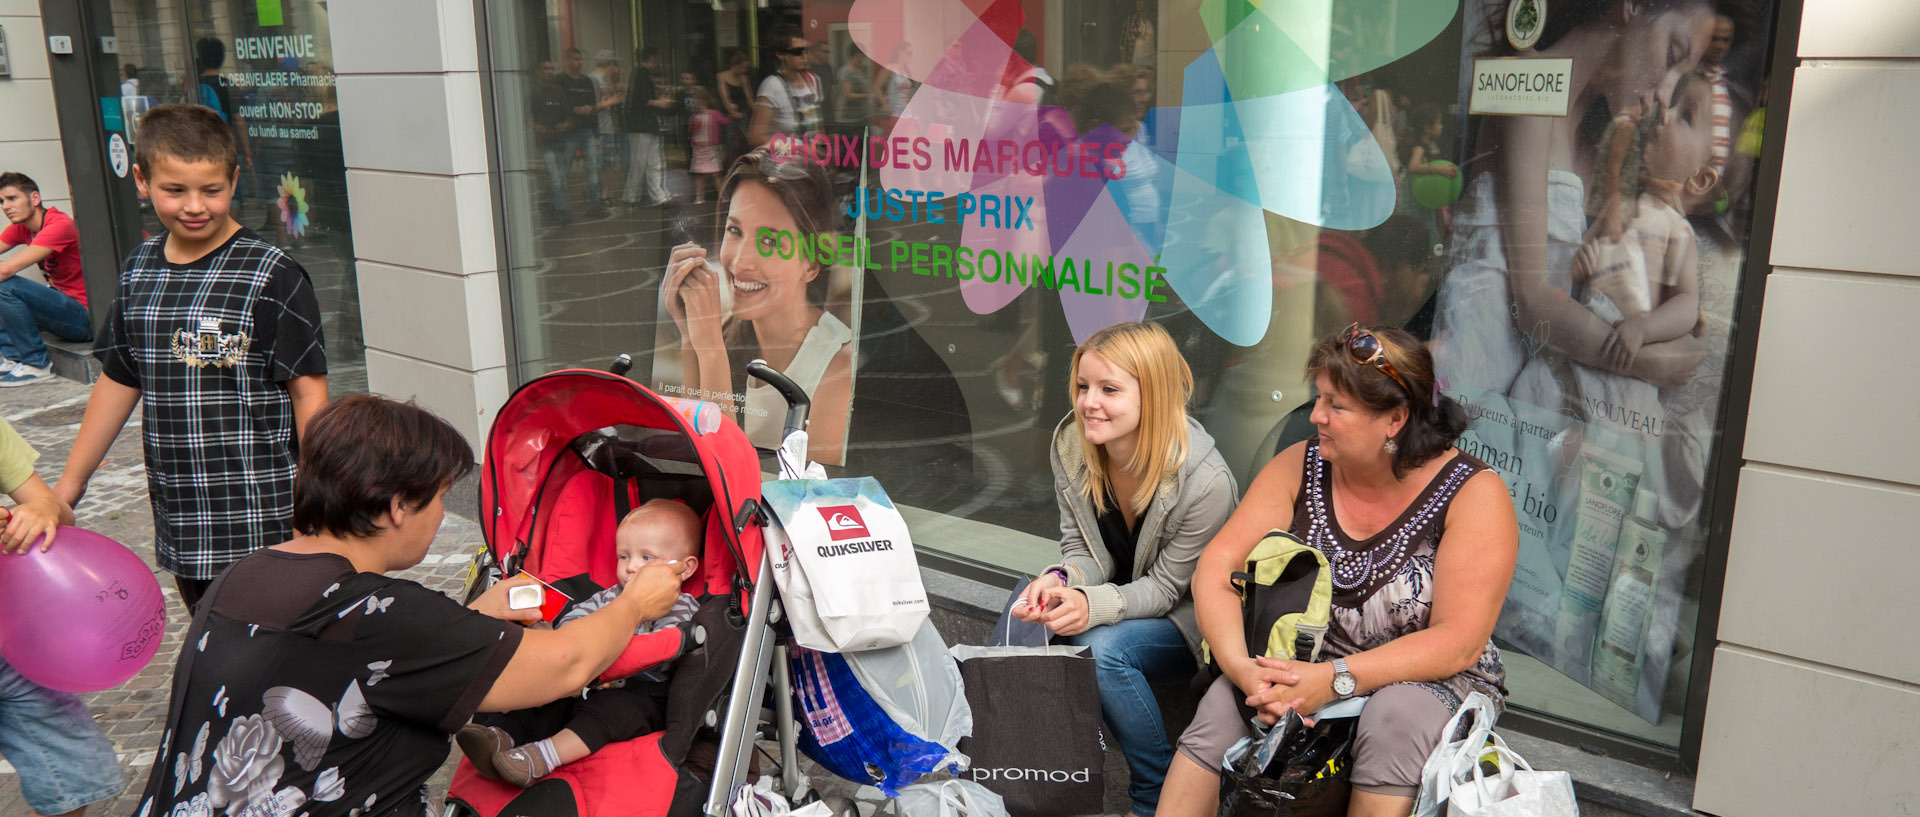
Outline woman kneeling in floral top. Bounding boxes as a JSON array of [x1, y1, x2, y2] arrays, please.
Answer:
[[133, 395, 686, 817]]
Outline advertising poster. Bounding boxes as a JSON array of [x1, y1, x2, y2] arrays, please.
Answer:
[[1433, 0, 1771, 722], [651, 203, 865, 466]]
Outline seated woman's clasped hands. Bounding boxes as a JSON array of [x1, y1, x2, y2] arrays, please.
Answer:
[[1158, 325, 1519, 817]]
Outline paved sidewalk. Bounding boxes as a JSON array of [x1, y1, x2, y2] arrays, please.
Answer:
[[0, 379, 485, 817]]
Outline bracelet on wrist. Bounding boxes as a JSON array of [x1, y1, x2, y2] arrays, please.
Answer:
[[1045, 567, 1069, 584]]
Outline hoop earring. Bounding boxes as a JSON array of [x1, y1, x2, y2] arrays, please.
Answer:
[[1382, 439, 1399, 455]]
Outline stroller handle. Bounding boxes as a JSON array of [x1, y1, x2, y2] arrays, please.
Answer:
[[745, 359, 811, 441]]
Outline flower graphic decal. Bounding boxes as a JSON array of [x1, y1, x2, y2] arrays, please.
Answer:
[[847, 0, 1455, 345], [276, 173, 309, 239], [207, 714, 287, 815]]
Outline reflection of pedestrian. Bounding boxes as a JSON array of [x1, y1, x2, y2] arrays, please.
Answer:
[[832, 51, 871, 136], [530, 60, 579, 220], [623, 47, 675, 207], [716, 48, 754, 154], [879, 43, 915, 119], [592, 50, 628, 211], [687, 88, 728, 204], [557, 48, 607, 218], [749, 27, 824, 148], [662, 150, 852, 464], [195, 37, 253, 203]]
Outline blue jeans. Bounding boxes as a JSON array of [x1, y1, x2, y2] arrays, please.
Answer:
[[0, 276, 93, 368], [0, 658, 123, 814], [1061, 617, 1196, 817], [541, 130, 602, 216]]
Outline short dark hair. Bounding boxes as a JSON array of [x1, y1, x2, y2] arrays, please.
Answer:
[[194, 36, 226, 71], [293, 395, 474, 539], [771, 25, 804, 51], [1306, 325, 1468, 477], [134, 104, 238, 176], [0, 172, 39, 196]]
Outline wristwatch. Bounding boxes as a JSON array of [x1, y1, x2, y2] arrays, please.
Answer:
[[1331, 658, 1357, 699]]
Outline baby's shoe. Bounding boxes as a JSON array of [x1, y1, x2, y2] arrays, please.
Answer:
[[454, 724, 514, 781], [494, 742, 557, 788]]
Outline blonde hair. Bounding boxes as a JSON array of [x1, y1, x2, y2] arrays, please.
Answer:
[[618, 499, 704, 560], [1069, 322, 1193, 515]]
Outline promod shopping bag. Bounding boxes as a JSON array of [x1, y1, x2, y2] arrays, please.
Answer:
[[764, 477, 930, 652], [949, 643, 1105, 817]]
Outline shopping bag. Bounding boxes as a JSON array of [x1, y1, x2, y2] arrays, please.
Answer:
[[790, 623, 965, 797], [896, 778, 1010, 817], [1412, 692, 1500, 817], [949, 643, 1105, 817], [1217, 701, 1361, 817], [987, 579, 1050, 648], [765, 477, 930, 652], [1446, 740, 1578, 817], [729, 776, 836, 817]]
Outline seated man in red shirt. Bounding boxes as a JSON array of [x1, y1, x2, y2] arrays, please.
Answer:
[[0, 172, 93, 387]]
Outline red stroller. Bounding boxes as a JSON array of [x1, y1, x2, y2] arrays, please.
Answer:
[[445, 359, 814, 817]]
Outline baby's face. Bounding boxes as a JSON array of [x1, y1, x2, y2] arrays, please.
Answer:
[[614, 528, 698, 585], [1643, 78, 1715, 184]]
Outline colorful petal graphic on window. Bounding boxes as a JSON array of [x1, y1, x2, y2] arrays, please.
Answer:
[[277, 173, 309, 240], [846, 0, 1454, 345]]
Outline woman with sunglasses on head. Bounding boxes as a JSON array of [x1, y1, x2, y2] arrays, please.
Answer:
[[663, 148, 853, 464], [1009, 321, 1237, 817], [1158, 325, 1517, 817]]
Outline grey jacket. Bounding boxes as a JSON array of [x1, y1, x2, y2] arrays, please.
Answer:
[[1048, 414, 1238, 659]]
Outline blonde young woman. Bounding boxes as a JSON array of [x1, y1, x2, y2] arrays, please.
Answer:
[[1011, 321, 1236, 817]]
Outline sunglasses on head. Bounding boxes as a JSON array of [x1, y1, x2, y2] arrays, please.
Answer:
[[1341, 323, 1415, 398]]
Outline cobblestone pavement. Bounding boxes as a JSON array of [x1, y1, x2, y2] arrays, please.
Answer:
[[0, 379, 484, 817]]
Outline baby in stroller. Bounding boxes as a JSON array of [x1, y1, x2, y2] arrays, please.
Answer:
[[457, 499, 704, 787]]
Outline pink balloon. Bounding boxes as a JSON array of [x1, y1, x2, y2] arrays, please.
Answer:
[[0, 528, 167, 692]]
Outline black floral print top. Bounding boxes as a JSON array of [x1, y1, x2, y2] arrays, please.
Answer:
[[136, 551, 523, 817]]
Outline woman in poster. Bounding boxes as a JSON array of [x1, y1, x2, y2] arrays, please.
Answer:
[[1436, 0, 1719, 396], [1431, 0, 1730, 717], [663, 149, 854, 464]]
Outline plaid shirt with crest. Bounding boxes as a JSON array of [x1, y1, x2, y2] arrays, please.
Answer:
[[96, 228, 326, 579]]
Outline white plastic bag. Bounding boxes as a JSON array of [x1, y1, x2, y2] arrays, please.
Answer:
[[895, 779, 1008, 817], [1413, 691, 1500, 817], [730, 776, 836, 817], [765, 477, 930, 652], [1446, 739, 1578, 817], [843, 620, 973, 756]]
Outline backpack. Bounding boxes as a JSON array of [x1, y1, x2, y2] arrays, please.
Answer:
[[1202, 529, 1334, 673]]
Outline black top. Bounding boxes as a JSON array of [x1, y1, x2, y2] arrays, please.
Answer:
[[1094, 487, 1140, 584], [625, 65, 666, 133], [531, 81, 571, 144], [559, 72, 598, 133], [97, 228, 327, 579], [135, 551, 524, 817]]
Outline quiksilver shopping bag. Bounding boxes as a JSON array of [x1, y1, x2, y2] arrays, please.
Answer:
[[765, 477, 930, 652], [949, 644, 1105, 817]]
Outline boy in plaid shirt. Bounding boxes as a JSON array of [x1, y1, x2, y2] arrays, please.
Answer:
[[56, 104, 328, 609]]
